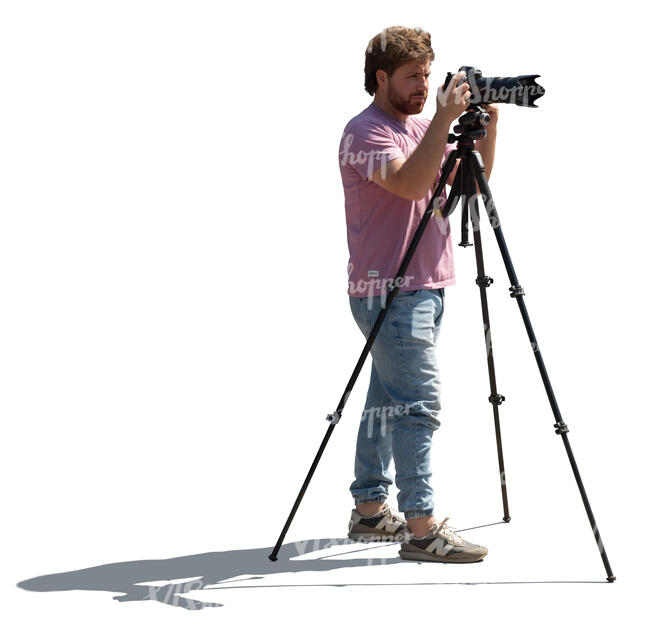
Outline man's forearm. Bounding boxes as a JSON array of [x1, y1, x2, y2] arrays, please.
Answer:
[[394, 111, 452, 199]]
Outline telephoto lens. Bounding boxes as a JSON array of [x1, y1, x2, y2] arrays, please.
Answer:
[[444, 66, 545, 107]]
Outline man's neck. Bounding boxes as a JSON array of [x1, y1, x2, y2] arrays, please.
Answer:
[[372, 95, 408, 123]]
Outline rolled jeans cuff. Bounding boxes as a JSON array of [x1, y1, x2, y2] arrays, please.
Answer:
[[404, 508, 434, 520], [354, 496, 387, 505]]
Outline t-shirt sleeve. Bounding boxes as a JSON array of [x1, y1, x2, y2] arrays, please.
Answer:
[[339, 122, 405, 181]]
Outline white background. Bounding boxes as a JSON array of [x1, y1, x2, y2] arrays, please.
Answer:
[[1, 0, 648, 622]]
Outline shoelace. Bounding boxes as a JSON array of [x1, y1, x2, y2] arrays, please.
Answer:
[[431, 517, 465, 546]]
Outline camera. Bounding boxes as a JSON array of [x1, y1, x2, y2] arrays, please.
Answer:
[[444, 66, 545, 107]]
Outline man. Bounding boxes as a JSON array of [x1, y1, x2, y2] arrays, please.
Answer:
[[339, 26, 498, 563]]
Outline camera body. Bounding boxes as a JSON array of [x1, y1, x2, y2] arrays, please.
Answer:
[[445, 66, 545, 108]]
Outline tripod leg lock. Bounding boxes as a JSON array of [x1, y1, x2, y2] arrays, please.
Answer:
[[476, 275, 494, 288], [326, 411, 342, 425], [509, 284, 525, 298], [554, 421, 569, 434], [489, 393, 505, 405]]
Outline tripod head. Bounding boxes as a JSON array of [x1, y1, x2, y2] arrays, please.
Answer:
[[449, 104, 491, 145]]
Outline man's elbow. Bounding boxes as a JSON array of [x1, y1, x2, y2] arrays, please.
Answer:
[[372, 168, 429, 202], [405, 184, 432, 202], [393, 174, 428, 201], [394, 187, 425, 202]]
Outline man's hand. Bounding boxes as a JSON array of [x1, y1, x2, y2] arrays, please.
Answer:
[[434, 71, 472, 125], [483, 103, 499, 122], [483, 103, 499, 131]]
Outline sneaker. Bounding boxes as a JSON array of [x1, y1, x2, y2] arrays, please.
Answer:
[[347, 503, 409, 542], [399, 517, 488, 563]]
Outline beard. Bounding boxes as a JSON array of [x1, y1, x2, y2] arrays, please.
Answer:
[[387, 80, 427, 116]]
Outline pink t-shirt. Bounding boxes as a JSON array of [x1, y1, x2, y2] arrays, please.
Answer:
[[339, 102, 456, 297]]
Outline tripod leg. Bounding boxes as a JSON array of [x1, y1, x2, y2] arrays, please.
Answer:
[[467, 191, 511, 522], [268, 149, 460, 561], [459, 158, 471, 246], [467, 149, 616, 582]]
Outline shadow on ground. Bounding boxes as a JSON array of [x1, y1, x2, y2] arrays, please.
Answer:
[[18, 522, 603, 610], [17, 536, 405, 610]]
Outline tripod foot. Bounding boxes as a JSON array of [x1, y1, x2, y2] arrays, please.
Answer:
[[503, 516, 511, 523], [268, 554, 278, 562], [607, 576, 616, 583]]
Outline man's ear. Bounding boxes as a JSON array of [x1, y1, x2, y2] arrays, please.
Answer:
[[376, 69, 387, 89]]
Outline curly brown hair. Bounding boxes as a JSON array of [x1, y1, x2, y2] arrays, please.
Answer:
[[364, 26, 434, 96]]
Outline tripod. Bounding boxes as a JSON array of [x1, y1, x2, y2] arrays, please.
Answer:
[[268, 106, 615, 582]]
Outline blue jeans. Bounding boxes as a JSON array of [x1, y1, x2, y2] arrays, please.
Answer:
[[348, 288, 445, 520]]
